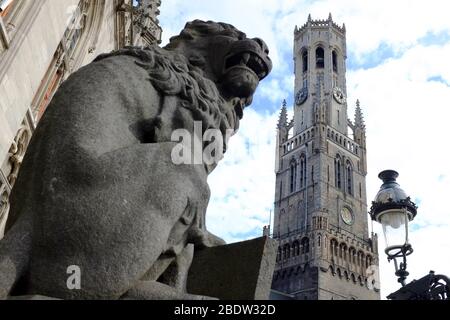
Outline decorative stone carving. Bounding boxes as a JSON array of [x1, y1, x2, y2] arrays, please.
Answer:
[[0, 20, 271, 299], [0, 188, 9, 238], [7, 124, 31, 187]]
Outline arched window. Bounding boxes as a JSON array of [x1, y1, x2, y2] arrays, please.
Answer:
[[299, 154, 306, 188], [293, 240, 300, 256], [317, 234, 321, 247], [290, 161, 297, 193], [335, 155, 342, 189], [302, 50, 308, 72], [332, 50, 338, 73], [316, 47, 324, 68], [283, 244, 290, 259], [346, 161, 353, 195], [330, 239, 338, 257], [301, 237, 309, 254], [366, 255, 373, 268], [349, 247, 356, 264]]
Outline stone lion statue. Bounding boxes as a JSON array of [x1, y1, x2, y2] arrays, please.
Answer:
[[0, 20, 271, 299]]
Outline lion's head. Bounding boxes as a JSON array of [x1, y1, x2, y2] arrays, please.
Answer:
[[164, 20, 272, 148], [166, 20, 272, 106]]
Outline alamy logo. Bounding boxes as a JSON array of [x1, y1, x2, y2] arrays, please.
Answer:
[[171, 121, 234, 165], [66, 265, 81, 290]]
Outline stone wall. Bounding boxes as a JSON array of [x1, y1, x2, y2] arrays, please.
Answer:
[[0, 0, 162, 238]]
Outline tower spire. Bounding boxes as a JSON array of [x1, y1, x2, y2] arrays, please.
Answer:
[[355, 99, 366, 129], [277, 100, 288, 129]]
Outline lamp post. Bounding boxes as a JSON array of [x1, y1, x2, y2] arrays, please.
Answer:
[[369, 170, 450, 300]]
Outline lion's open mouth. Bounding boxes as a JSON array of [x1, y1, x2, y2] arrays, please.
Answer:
[[224, 51, 269, 80]]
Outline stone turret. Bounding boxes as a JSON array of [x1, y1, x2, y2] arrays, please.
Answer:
[[133, 0, 162, 46]]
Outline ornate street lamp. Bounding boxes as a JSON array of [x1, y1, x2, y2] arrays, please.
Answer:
[[369, 170, 417, 286], [370, 170, 450, 300]]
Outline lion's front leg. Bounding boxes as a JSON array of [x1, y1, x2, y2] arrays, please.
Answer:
[[120, 281, 214, 300], [121, 244, 216, 300], [157, 244, 194, 292]]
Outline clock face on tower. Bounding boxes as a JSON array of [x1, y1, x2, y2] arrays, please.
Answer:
[[295, 87, 308, 105], [341, 206, 354, 225], [333, 86, 346, 104]]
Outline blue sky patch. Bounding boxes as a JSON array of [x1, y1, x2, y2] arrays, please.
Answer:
[[418, 30, 450, 47], [427, 76, 450, 87], [347, 42, 403, 70]]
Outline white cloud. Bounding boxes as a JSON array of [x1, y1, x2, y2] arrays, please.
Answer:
[[206, 109, 278, 243], [158, 0, 450, 300]]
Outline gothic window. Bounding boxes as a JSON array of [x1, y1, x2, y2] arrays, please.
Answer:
[[289, 161, 297, 193], [301, 237, 309, 254], [63, 1, 87, 59], [366, 255, 373, 268], [283, 244, 290, 259], [279, 182, 283, 200], [299, 154, 306, 188], [31, 45, 65, 121], [332, 50, 338, 73], [302, 49, 308, 72], [335, 155, 342, 189], [316, 47, 324, 68], [346, 160, 353, 195], [293, 240, 300, 256], [349, 247, 356, 265], [317, 234, 321, 247]]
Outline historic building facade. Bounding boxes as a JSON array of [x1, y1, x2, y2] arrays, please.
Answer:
[[0, 0, 162, 237], [271, 15, 380, 300]]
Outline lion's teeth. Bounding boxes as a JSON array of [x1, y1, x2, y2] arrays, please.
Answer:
[[242, 53, 251, 65]]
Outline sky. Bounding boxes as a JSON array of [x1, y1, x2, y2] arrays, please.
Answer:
[[158, 0, 450, 299]]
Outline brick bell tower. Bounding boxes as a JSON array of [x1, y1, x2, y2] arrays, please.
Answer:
[[271, 14, 380, 300]]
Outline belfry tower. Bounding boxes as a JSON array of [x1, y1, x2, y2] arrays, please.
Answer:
[[271, 14, 380, 300]]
